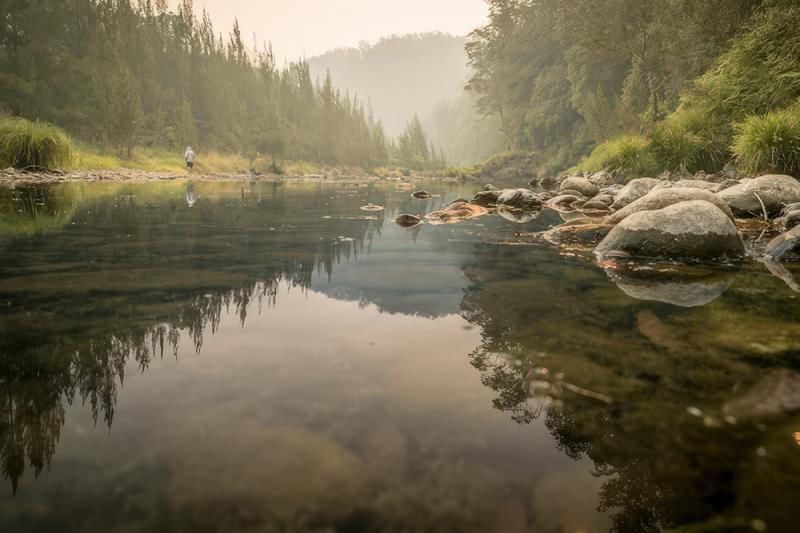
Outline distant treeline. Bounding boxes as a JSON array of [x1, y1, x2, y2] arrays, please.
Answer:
[[0, 0, 444, 170], [466, 0, 800, 176]]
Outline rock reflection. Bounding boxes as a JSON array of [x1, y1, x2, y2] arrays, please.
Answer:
[[602, 262, 739, 307]]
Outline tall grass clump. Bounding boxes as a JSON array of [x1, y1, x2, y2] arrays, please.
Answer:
[[577, 135, 659, 178], [0, 117, 74, 170], [732, 105, 800, 176], [649, 109, 726, 173]]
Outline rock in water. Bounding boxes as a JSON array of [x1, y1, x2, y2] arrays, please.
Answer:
[[605, 187, 734, 225], [497, 188, 543, 210], [718, 174, 800, 217], [412, 190, 432, 199], [763, 225, 800, 260], [472, 189, 502, 207], [723, 369, 800, 418], [595, 200, 745, 261], [610, 178, 661, 210], [425, 200, 489, 225], [559, 176, 599, 198], [360, 204, 384, 212], [394, 214, 422, 228]]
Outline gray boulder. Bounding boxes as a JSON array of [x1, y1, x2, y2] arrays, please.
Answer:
[[497, 188, 543, 210], [653, 179, 719, 192], [606, 187, 734, 225], [611, 178, 661, 210], [595, 200, 745, 261], [560, 176, 599, 198], [472, 189, 502, 207], [718, 174, 800, 217]]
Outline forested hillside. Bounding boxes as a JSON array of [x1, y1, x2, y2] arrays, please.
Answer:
[[0, 0, 441, 170], [465, 0, 800, 177]]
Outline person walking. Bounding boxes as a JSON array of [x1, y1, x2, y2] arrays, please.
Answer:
[[184, 146, 196, 170]]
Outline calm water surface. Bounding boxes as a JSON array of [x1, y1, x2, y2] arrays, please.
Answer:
[[0, 179, 799, 532]]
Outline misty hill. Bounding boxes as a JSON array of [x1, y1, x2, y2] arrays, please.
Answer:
[[308, 33, 469, 136]]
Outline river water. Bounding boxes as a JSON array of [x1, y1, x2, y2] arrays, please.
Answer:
[[0, 179, 798, 532]]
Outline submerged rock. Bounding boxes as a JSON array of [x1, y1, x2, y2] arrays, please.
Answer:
[[605, 187, 734, 225], [595, 200, 745, 261], [425, 199, 490, 225], [543, 221, 612, 247], [394, 214, 423, 228], [718, 174, 800, 217], [360, 204, 384, 212], [497, 188, 543, 210], [412, 191, 432, 199], [560, 176, 599, 198], [611, 178, 661, 210], [723, 369, 800, 418], [497, 206, 540, 224]]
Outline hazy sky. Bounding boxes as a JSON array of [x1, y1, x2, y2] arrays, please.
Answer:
[[172, 0, 488, 61]]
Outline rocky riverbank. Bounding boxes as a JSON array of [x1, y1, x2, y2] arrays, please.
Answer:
[[395, 170, 800, 294]]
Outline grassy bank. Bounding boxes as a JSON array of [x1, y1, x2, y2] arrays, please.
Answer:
[[573, 5, 800, 180], [0, 117, 74, 169]]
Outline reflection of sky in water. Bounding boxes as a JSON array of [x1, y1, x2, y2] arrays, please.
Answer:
[[1, 180, 800, 531]]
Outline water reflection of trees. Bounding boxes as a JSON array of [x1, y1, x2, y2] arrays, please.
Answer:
[[0, 182, 383, 493], [460, 242, 800, 532]]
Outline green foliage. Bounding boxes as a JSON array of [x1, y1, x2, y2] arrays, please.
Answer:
[[0, 0, 441, 171], [649, 113, 725, 173], [732, 105, 800, 176], [576, 135, 659, 178], [0, 117, 74, 169]]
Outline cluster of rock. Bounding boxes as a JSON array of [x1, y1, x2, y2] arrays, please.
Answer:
[[396, 171, 800, 265]]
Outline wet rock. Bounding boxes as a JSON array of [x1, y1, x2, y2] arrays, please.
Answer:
[[543, 220, 612, 247], [546, 194, 583, 211], [610, 178, 661, 210], [360, 204, 384, 212], [591, 194, 614, 206], [394, 214, 423, 228], [497, 206, 541, 224], [425, 199, 490, 225], [559, 189, 588, 199], [560, 176, 599, 198], [718, 174, 800, 217], [497, 188, 543, 210], [654, 179, 719, 192], [412, 191, 432, 199], [580, 200, 612, 212], [723, 369, 800, 418], [763, 225, 800, 260], [716, 178, 740, 192], [595, 200, 745, 261], [606, 187, 735, 225], [781, 202, 800, 216], [604, 265, 737, 307], [785, 210, 800, 230], [472, 189, 502, 207], [483, 184, 499, 191]]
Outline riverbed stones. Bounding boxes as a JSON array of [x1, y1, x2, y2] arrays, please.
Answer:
[[605, 187, 734, 225], [394, 214, 423, 228], [763, 225, 800, 260], [560, 176, 598, 198], [610, 178, 661, 210], [723, 369, 800, 418], [497, 188, 542, 210], [718, 174, 800, 217], [472, 189, 503, 207], [546, 194, 584, 211], [595, 200, 745, 260], [426, 199, 490, 225]]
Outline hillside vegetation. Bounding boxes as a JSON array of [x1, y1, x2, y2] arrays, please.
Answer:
[[0, 0, 442, 171], [465, 0, 800, 179]]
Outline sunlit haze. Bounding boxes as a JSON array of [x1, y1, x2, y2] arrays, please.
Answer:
[[172, 0, 488, 61]]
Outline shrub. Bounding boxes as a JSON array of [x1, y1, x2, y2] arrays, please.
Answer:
[[732, 105, 800, 176], [0, 117, 74, 169], [577, 135, 660, 178], [649, 112, 726, 173]]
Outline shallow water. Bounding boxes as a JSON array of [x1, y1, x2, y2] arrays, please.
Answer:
[[1, 179, 799, 532]]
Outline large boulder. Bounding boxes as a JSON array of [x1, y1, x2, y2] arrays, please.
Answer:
[[595, 200, 745, 261], [472, 189, 502, 207], [606, 187, 734, 225], [718, 174, 800, 217], [610, 178, 661, 210], [497, 188, 543, 210], [559, 176, 599, 198]]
